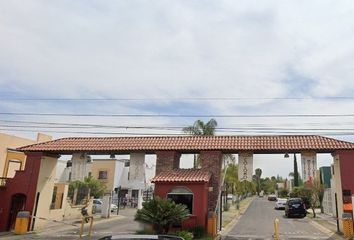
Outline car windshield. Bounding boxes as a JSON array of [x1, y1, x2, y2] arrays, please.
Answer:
[[288, 199, 303, 204]]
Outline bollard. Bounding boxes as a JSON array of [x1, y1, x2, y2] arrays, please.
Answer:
[[273, 218, 280, 240], [207, 211, 217, 237], [14, 211, 30, 235], [80, 216, 94, 238]]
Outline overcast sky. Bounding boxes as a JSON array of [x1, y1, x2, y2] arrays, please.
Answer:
[[1, 1, 354, 177]]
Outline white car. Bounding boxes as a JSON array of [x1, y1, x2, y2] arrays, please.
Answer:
[[93, 199, 118, 213], [275, 198, 287, 210]]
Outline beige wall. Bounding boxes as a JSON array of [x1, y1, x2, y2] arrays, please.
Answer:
[[33, 155, 58, 230], [0, 132, 52, 178], [63, 198, 93, 220], [91, 160, 116, 192], [333, 154, 344, 232]]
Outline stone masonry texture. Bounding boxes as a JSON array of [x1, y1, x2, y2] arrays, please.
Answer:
[[155, 151, 181, 175], [200, 150, 222, 212]]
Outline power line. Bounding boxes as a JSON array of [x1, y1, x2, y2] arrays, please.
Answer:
[[1, 96, 354, 101], [1, 112, 354, 118], [3, 119, 354, 128], [0, 128, 187, 136], [2, 128, 354, 136], [3, 124, 354, 132]]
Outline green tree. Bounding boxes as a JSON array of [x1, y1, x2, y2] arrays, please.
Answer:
[[135, 197, 189, 234], [293, 154, 300, 187], [68, 176, 106, 204], [253, 168, 262, 196], [183, 119, 217, 136], [225, 163, 238, 195]]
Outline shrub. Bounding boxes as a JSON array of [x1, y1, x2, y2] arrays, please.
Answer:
[[174, 230, 193, 240], [188, 225, 205, 238], [135, 197, 189, 234]]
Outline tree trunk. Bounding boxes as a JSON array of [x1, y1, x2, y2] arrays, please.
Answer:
[[312, 207, 316, 218]]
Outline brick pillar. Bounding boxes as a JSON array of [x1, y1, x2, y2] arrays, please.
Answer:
[[155, 151, 181, 175], [200, 151, 222, 212]]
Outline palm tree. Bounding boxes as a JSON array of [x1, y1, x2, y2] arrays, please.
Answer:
[[182, 119, 218, 135], [183, 119, 218, 168]]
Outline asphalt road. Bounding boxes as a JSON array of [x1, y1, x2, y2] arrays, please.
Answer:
[[223, 197, 332, 240]]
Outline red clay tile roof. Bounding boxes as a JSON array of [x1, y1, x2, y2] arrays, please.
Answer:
[[16, 135, 354, 154], [151, 169, 211, 183]]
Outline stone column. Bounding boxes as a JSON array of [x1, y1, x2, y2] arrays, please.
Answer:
[[130, 152, 146, 207], [200, 151, 223, 212], [155, 151, 181, 175], [238, 152, 254, 182], [71, 153, 89, 181], [301, 151, 317, 182]]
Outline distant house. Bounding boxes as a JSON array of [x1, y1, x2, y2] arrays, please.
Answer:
[[0, 132, 52, 178]]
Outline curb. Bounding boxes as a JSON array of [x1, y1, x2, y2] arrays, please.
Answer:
[[309, 218, 346, 240], [219, 197, 255, 237]]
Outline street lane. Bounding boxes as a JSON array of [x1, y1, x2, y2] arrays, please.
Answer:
[[224, 197, 331, 240]]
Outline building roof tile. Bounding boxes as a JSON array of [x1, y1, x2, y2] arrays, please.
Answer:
[[16, 135, 354, 154], [151, 169, 211, 183]]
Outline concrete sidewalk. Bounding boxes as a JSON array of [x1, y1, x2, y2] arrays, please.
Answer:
[[307, 210, 347, 240], [0, 208, 138, 240]]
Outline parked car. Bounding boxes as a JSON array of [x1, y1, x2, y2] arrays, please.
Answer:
[[93, 199, 118, 213], [227, 194, 234, 200], [285, 198, 307, 218], [267, 194, 277, 201], [274, 198, 287, 210]]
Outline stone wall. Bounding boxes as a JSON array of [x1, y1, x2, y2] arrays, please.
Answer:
[[155, 151, 181, 175], [200, 151, 222, 212]]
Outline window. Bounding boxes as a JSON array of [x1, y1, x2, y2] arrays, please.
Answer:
[[132, 189, 139, 198], [125, 161, 130, 167], [50, 186, 58, 209], [98, 170, 108, 180], [167, 187, 193, 214]]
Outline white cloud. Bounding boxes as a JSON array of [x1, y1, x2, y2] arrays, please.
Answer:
[[1, 1, 354, 175]]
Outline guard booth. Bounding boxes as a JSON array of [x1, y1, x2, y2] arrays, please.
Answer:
[[151, 169, 211, 230]]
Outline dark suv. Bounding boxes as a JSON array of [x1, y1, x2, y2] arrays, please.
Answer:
[[285, 198, 307, 218]]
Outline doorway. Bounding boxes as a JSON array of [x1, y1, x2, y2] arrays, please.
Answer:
[[7, 193, 26, 230]]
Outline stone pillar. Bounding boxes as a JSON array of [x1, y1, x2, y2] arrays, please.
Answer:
[[130, 153, 145, 185], [101, 195, 111, 218], [130, 152, 146, 206], [200, 151, 223, 212], [155, 151, 181, 175], [71, 153, 89, 181], [301, 151, 317, 182], [238, 152, 254, 182]]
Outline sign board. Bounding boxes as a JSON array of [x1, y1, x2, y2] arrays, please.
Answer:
[[238, 152, 253, 182]]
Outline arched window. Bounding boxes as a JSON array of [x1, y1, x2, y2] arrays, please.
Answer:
[[167, 187, 193, 214]]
